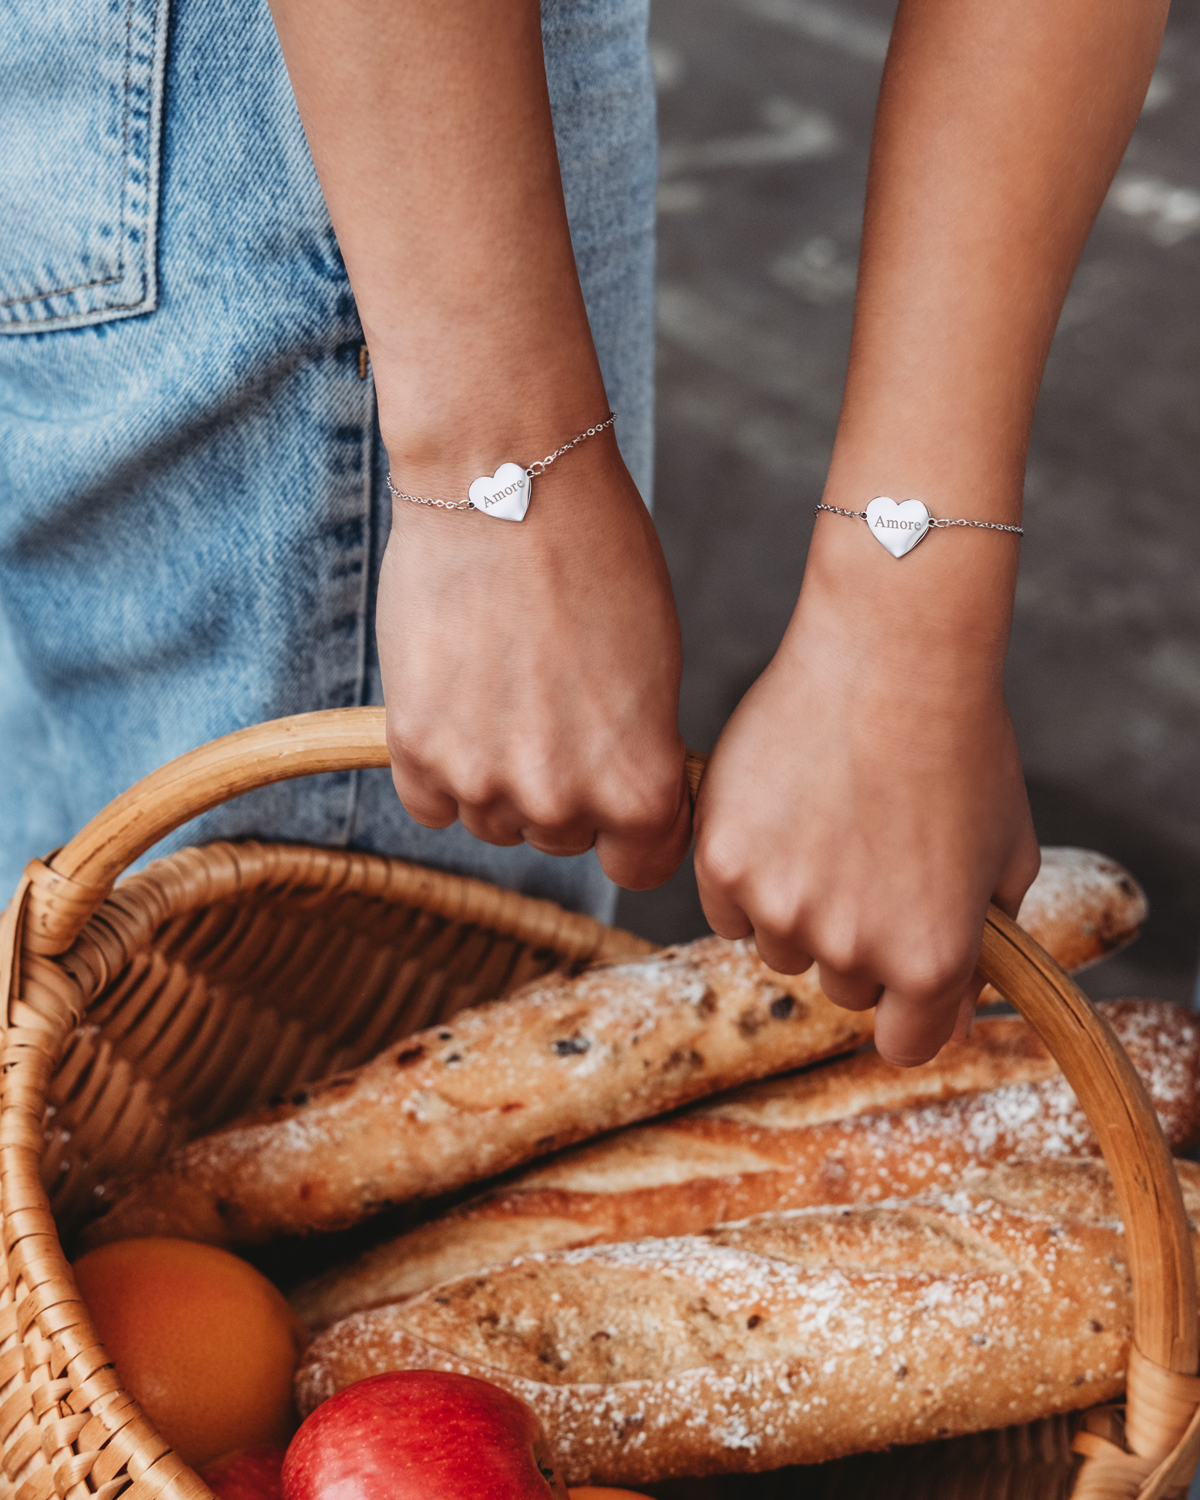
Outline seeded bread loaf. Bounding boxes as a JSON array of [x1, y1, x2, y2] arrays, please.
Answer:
[[82, 938, 874, 1248], [83, 845, 1146, 1251], [289, 998, 1199, 1328], [295, 1157, 1200, 1484]]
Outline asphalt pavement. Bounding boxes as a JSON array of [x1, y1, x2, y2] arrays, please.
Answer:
[[615, 0, 1200, 1009]]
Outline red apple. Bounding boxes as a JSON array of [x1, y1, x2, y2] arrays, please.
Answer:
[[201, 1447, 286, 1500], [281, 1372, 570, 1500]]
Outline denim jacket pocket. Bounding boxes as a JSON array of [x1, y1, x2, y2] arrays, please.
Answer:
[[0, 0, 170, 333]]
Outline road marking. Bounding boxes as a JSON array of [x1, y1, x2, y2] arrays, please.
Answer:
[[657, 282, 840, 419], [1144, 639, 1200, 708], [649, 40, 685, 92], [772, 235, 858, 302], [1056, 260, 1121, 331], [1107, 172, 1200, 247], [660, 385, 832, 482], [736, 0, 890, 64], [1141, 69, 1175, 113], [657, 180, 707, 214], [659, 97, 840, 176]]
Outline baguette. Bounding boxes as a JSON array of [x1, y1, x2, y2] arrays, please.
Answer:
[[82, 937, 874, 1248], [984, 846, 1146, 986], [83, 848, 1145, 1250], [290, 999, 1199, 1327], [295, 1157, 1200, 1484]]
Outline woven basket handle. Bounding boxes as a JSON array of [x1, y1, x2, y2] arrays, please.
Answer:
[[683, 745, 1200, 1497], [3, 709, 1198, 1496]]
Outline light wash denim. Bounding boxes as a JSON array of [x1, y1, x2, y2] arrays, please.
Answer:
[[0, 0, 657, 915]]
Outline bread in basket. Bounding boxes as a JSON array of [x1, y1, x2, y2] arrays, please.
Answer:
[[1, 708, 1198, 1500]]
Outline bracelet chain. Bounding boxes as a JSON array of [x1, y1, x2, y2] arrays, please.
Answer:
[[814, 502, 1023, 535], [387, 412, 617, 511]]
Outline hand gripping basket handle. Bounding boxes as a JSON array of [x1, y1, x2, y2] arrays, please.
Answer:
[[0, 708, 1197, 1500]]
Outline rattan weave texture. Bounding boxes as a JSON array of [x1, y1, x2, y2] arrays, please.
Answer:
[[0, 830, 651, 1500], [38, 840, 653, 1235], [0, 709, 1198, 1500], [724, 1414, 1082, 1499]]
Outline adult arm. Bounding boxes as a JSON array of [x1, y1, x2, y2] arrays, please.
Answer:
[[265, 0, 690, 885], [695, 0, 1168, 1062]]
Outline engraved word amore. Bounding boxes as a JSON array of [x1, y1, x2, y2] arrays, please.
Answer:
[[468, 463, 531, 522], [864, 495, 931, 558]]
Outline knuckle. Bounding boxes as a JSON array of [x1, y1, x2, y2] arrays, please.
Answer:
[[751, 890, 814, 953], [451, 762, 504, 810], [891, 943, 972, 1000], [390, 775, 452, 830], [694, 826, 755, 893], [813, 935, 865, 978], [753, 931, 813, 977], [387, 722, 507, 812], [385, 718, 434, 772], [605, 776, 682, 840], [803, 911, 867, 976], [520, 782, 580, 832]]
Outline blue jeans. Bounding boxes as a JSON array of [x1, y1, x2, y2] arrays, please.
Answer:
[[0, 0, 657, 915]]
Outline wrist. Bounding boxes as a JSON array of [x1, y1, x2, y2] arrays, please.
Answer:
[[379, 393, 613, 499], [768, 593, 1014, 775], [386, 425, 655, 571], [792, 495, 1019, 689], [370, 325, 609, 484]]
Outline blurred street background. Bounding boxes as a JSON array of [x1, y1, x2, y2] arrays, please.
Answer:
[[615, 0, 1200, 1006]]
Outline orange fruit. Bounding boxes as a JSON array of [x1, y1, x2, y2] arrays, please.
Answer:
[[72, 1238, 307, 1468], [568, 1491, 655, 1499]]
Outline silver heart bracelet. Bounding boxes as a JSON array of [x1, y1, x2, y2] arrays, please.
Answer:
[[386, 412, 617, 523], [816, 497, 1023, 558]]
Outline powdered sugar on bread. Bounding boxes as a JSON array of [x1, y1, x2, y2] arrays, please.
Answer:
[[82, 937, 873, 1247], [295, 1159, 1200, 1483], [291, 1000, 1199, 1327]]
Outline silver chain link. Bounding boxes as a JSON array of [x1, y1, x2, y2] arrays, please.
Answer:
[[927, 516, 1024, 533], [387, 412, 617, 511], [525, 411, 618, 476], [814, 502, 1023, 535], [815, 503, 870, 521]]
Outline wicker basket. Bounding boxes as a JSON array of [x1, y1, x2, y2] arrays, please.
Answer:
[[2, 708, 1199, 1500], [680, 1413, 1083, 1499]]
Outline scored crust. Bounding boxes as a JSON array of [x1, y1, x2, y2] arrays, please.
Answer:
[[1004, 847, 1147, 977], [291, 999, 1199, 1327], [81, 849, 1144, 1250], [81, 937, 874, 1247], [295, 1158, 1200, 1485]]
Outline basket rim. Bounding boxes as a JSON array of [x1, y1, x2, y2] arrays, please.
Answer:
[[0, 834, 656, 1500], [103, 837, 656, 971], [0, 709, 1196, 1500]]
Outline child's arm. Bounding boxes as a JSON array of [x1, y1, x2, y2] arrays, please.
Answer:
[[696, 0, 1168, 1064], [266, 0, 690, 888]]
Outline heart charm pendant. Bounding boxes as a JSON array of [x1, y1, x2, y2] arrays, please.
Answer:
[[865, 495, 930, 558], [468, 463, 530, 522]]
